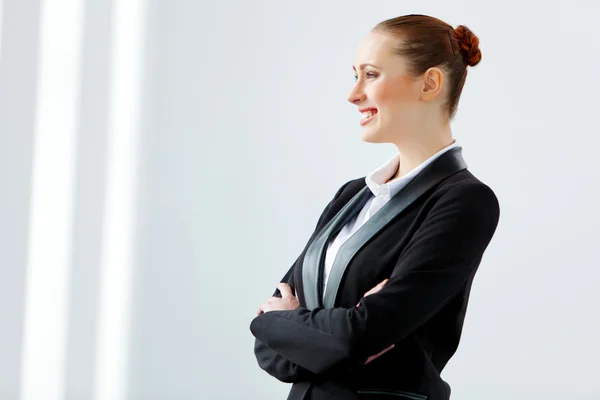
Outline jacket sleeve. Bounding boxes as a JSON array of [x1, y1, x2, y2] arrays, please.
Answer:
[[252, 179, 352, 382], [253, 266, 316, 382], [250, 182, 500, 375]]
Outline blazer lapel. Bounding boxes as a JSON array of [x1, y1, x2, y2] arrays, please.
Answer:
[[302, 187, 372, 310], [302, 146, 468, 310], [322, 146, 468, 308]]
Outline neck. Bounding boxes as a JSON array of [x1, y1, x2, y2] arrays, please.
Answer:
[[387, 134, 455, 182]]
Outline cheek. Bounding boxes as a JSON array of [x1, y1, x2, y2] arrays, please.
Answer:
[[373, 77, 416, 110]]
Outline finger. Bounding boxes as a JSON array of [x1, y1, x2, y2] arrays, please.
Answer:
[[364, 286, 380, 297], [366, 279, 389, 295], [364, 344, 394, 365], [277, 283, 293, 298], [364, 278, 389, 296], [364, 285, 378, 296], [372, 280, 387, 293], [257, 302, 267, 316], [261, 301, 272, 313]]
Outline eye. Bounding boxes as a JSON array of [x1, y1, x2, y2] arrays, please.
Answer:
[[353, 72, 378, 82]]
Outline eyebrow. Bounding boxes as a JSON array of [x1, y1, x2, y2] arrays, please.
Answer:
[[352, 63, 378, 71]]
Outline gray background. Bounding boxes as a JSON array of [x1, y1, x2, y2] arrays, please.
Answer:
[[1, 0, 599, 399]]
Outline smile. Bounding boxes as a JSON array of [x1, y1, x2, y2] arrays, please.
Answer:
[[360, 109, 378, 126]]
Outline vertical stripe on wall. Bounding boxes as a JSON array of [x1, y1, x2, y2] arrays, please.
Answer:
[[20, 0, 85, 399], [93, 0, 147, 399], [63, 0, 114, 398]]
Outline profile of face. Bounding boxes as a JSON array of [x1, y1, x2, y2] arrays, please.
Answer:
[[348, 31, 446, 144]]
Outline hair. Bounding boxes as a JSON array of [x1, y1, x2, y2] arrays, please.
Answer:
[[373, 14, 481, 121]]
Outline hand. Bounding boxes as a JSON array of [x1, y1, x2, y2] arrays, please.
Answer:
[[357, 278, 395, 364], [257, 283, 300, 315], [365, 344, 395, 365], [357, 278, 389, 306]]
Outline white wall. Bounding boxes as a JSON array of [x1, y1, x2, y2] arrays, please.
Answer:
[[1, 0, 599, 399], [0, 0, 41, 398]]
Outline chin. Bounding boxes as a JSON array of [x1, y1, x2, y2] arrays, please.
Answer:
[[360, 126, 386, 143]]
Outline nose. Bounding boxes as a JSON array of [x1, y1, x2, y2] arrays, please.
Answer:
[[347, 84, 366, 105]]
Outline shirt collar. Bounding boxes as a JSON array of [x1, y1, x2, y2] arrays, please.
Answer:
[[365, 140, 460, 199]]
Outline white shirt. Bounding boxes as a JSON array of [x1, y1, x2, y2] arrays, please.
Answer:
[[322, 141, 460, 298]]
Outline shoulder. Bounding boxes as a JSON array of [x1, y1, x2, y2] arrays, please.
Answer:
[[337, 170, 499, 218], [441, 170, 499, 207], [433, 170, 500, 231]]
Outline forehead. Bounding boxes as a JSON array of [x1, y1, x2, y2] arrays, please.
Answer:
[[353, 31, 405, 70]]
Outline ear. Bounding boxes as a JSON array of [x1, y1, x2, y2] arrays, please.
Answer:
[[419, 67, 444, 102]]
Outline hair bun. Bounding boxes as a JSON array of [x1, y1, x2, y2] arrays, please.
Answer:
[[454, 25, 481, 67]]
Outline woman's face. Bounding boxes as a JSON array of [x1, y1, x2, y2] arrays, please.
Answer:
[[348, 31, 441, 144]]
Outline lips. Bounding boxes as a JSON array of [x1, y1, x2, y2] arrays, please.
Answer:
[[359, 108, 378, 126]]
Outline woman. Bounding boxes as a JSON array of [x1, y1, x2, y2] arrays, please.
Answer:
[[250, 14, 500, 400]]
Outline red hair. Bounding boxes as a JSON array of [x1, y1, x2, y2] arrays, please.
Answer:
[[373, 14, 481, 120]]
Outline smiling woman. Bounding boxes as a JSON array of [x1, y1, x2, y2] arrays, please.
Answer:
[[250, 14, 497, 400], [347, 18, 481, 163]]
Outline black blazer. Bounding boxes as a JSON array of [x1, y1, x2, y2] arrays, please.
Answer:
[[250, 147, 500, 400]]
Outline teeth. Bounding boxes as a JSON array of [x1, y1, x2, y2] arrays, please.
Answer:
[[361, 110, 377, 119]]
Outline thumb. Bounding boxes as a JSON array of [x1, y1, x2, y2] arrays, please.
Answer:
[[277, 283, 293, 298]]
